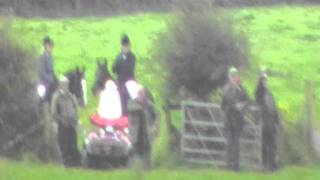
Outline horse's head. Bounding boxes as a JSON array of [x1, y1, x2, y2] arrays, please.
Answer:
[[65, 66, 87, 107], [255, 74, 268, 105], [92, 58, 112, 96]]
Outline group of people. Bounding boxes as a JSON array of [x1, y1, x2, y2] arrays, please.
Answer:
[[221, 67, 281, 171], [37, 33, 281, 171], [37, 34, 137, 167]]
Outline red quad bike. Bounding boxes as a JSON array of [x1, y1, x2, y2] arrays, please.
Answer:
[[82, 113, 132, 169]]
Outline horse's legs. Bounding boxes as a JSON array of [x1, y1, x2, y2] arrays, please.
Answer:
[[58, 124, 70, 166], [137, 111, 152, 168]]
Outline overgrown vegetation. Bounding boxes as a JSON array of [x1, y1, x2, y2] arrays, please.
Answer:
[[1, 6, 320, 168], [0, 22, 40, 159], [1, 0, 320, 17], [158, 10, 248, 101]]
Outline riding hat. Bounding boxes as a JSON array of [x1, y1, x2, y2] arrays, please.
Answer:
[[121, 34, 130, 46], [43, 36, 53, 45]]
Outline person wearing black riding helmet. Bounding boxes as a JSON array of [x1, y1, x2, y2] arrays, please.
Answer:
[[112, 34, 136, 115], [37, 36, 57, 102], [113, 34, 136, 83]]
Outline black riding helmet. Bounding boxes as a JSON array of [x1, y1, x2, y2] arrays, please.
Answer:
[[43, 36, 53, 46], [121, 34, 130, 46]]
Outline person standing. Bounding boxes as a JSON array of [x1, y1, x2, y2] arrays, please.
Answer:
[[51, 76, 80, 167], [37, 36, 57, 103], [221, 67, 250, 171], [255, 71, 281, 171], [112, 34, 136, 115]]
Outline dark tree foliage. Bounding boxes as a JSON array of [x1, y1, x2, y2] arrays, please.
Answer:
[[0, 25, 40, 158], [161, 11, 248, 101], [1, 0, 320, 17]]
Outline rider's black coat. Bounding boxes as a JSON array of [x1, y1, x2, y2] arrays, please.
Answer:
[[112, 51, 136, 83], [38, 52, 56, 86]]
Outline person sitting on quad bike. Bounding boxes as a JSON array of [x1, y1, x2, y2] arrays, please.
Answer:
[[98, 80, 123, 120], [112, 34, 136, 115]]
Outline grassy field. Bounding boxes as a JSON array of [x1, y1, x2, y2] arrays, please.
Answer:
[[0, 160, 319, 180], [2, 5, 320, 178], [10, 13, 171, 162], [230, 6, 320, 123], [9, 6, 320, 125], [11, 13, 169, 121]]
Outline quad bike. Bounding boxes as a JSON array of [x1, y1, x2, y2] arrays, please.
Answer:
[[82, 113, 132, 169]]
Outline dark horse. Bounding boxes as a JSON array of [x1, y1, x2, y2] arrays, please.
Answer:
[[92, 59, 113, 96], [41, 66, 87, 108], [64, 67, 87, 107], [91, 59, 158, 168], [255, 73, 281, 171]]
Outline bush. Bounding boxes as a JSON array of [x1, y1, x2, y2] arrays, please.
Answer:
[[159, 10, 248, 101], [0, 22, 40, 159], [2, 0, 320, 17]]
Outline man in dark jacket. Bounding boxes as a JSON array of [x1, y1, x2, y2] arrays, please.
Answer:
[[255, 71, 281, 171], [112, 34, 136, 114], [51, 76, 80, 167], [221, 67, 250, 171], [37, 36, 57, 102]]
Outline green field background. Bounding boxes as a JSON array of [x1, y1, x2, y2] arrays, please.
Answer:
[[1, 5, 320, 179]]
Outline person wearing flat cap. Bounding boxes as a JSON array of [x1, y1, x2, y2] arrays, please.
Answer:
[[51, 76, 80, 167], [221, 67, 250, 171]]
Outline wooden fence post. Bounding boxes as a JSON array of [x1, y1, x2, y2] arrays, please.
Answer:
[[304, 80, 316, 155]]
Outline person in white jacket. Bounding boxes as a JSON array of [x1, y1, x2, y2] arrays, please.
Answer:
[[98, 80, 122, 120]]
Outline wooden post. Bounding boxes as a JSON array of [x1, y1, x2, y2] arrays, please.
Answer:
[[164, 99, 181, 153], [164, 99, 173, 152], [304, 80, 316, 155]]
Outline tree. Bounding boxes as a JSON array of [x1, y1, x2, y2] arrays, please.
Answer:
[[159, 10, 248, 101], [0, 23, 41, 159]]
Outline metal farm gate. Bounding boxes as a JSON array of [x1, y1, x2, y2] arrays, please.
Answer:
[[180, 101, 262, 170]]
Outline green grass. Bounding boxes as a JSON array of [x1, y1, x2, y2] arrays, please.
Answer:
[[11, 13, 169, 123], [0, 160, 319, 180], [2, 5, 320, 176], [230, 6, 320, 123], [9, 7, 320, 124], [8, 4, 320, 160], [9, 13, 171, 163]]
